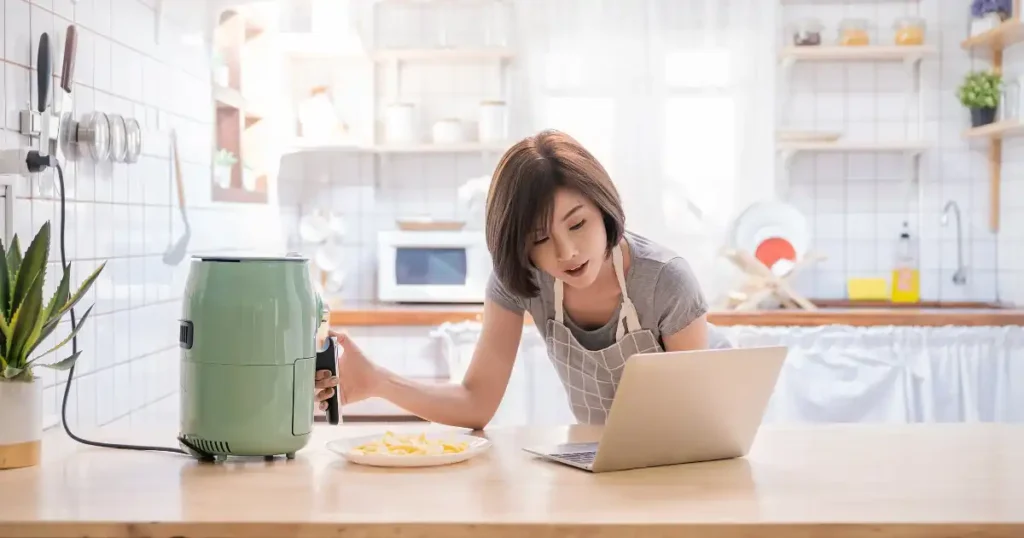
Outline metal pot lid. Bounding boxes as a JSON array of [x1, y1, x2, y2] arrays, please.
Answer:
[[77, 111, 110, 161], [124, 117, 142, 164], [108, 113, 127, 162]]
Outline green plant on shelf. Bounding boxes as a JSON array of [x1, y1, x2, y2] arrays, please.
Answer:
[[215, 149, 238, 167], [958, 71, 1002, 127], [0, 222, 104, 382]]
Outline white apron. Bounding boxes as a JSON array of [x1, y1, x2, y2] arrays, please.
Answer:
[[545, 244, 662, 425]]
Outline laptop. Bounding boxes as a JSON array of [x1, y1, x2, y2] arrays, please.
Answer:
[[522, 345, 788, 473]]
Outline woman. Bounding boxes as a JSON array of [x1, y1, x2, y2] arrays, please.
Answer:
[[315, 129, 729, 428]]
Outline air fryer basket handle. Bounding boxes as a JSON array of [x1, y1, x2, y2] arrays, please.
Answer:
[[315, 336, 340, 425]]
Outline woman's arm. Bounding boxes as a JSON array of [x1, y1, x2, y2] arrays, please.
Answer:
[[655, 257, 712, 352], [374, 299, 525, 430], [662, 313, 710, 351]]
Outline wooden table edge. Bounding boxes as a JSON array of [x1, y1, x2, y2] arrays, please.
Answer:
[[329, 308, 1024, 328], [2, 522, 1023, 538]]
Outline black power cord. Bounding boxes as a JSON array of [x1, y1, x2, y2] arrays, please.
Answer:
[[51, 158, 205, 457]]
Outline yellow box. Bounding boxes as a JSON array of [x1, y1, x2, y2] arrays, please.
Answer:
[[847, 278, 889, 300]]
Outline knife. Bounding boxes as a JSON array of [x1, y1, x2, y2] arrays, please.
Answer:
[[37, 32, 51, 158], [61, 24, 77, 94], [56, 24, 78, 161]]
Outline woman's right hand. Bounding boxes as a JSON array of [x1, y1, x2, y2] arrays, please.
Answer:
[[314, 331, 384, 410]]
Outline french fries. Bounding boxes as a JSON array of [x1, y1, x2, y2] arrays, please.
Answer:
[[350, 431, 470, 456]]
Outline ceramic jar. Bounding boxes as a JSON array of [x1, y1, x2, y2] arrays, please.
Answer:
[[0, 378, 43, 469], [478, 101, 508, 143]]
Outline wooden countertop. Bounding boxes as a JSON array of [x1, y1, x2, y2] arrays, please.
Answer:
[[329, 300, 1024, 327], [1, 423, 1022, 537]]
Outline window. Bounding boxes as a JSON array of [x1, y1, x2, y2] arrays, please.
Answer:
[[542, 96, 616, 177], [661, 48, 737, 231]]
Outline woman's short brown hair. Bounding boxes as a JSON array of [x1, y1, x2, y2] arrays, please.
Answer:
[[485, 129, 625, 298]]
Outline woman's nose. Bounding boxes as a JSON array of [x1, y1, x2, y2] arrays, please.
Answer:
[[555, 239, 577, 262]]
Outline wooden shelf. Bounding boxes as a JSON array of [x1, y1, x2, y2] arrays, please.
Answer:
[[211, 7, 270, 205], [374, 48, 514, 61], [777, 140, 927, 153], [779, 45, 936, 62], [212, 183, 268, 204], [957, 3, 1023, 233], [376, 141, 513, 153], [782, 0, 920, 3], [277, 35, 515, 62], [961, 20, 1024, 52], [963, 119, 1024, 139], [284, 140, 514, 155]]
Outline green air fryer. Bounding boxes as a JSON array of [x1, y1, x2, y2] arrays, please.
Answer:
[[176, 254, 340, 462]]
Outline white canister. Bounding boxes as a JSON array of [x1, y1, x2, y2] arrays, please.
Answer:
[[478, 100, 507, 143], [431, 118, 464, 145], [0, 378, 43, 469], [384, 103, 417, 144]]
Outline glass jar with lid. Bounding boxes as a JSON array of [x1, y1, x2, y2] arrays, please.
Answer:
[[893, 16, 926, 46], [839, 18, 870, 46], [791, 17, 824, 46]]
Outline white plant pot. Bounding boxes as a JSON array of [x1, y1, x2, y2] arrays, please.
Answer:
[[215, 164, 233, 188], [970, 13, 1003, 37], [0, 378, 43, 469], [242, 169, 257, 191]]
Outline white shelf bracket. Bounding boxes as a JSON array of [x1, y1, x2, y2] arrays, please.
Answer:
[[904, 149, 922, 185], [903, 55, 923, 93], [0, 175, 18, 246], [780, 56, 796, 97], [776, 148, 797, 198]]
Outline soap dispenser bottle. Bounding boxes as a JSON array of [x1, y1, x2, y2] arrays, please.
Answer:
[[891, 221, 920, 303]]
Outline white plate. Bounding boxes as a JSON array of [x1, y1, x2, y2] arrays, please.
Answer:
[[326, 432, 491, 468], [731, 201, 810, 275]]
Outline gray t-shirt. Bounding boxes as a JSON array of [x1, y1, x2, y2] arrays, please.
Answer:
[[487, 231, 717, 351]]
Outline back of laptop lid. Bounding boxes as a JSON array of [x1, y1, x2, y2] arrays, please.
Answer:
[[591, 346, 788, 472]]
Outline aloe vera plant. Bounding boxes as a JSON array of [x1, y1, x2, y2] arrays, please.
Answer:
[[0, 222, 104, 382]]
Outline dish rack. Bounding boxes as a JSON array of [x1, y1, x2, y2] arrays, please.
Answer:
[[719, 248, 826, 311]]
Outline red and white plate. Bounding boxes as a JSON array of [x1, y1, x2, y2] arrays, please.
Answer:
[[731, 201, 809, 276]]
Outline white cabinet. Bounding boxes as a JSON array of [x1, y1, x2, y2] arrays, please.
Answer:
[[433, 322, 576, 426]]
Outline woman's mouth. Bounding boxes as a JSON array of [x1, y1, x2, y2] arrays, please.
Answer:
[[565, 260, 588, 278]]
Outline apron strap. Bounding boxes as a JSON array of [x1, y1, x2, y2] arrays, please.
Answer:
[[554, 278, 565, 324], [612, 244, 641, 340]]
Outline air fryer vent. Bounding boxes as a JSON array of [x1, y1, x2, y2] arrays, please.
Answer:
[[179, 320, 194, 349], [182, 435, 230, 455]]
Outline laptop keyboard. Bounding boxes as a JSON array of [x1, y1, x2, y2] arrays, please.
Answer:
[[555, 451, 596, 465]]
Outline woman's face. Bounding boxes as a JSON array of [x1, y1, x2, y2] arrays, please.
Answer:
[[528, 187, 608, 288]]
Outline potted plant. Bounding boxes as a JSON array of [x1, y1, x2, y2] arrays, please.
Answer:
[[214, 149, 237, 188], [970, 0, 1013, 36], [0, 222, 103, 470], [958, 71, 1002, 127]]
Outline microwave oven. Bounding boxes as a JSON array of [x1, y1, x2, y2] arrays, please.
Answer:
[[377, 230, 492, 303]]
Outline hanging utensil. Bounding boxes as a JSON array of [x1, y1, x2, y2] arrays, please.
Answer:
[[162, 130, 191, 265]]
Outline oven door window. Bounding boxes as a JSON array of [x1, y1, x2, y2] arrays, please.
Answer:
[[395, 247, 468, 285]]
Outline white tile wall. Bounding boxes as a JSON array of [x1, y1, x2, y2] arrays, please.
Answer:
[[780, 1, 1024, 304], [1, 0, 287, 431], [284, 0, 1023, 312]]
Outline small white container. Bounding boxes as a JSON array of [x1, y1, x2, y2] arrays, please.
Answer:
[[384, 102, 417, 144], [478, 100, 507, 142], [0, 378, 43, 469], [431, 118, 464, 144]]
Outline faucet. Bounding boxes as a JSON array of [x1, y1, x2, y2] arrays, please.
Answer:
[[941, 201, 967, 286]]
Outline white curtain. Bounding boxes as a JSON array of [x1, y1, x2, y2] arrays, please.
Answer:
[[512, 0, 777, 302], [721, 325, 1024, 424], [434, 322, 1024, 425]]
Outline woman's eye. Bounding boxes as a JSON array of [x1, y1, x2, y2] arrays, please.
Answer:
[[570, 220, 585, 231], [533, 237, 549, 245]]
